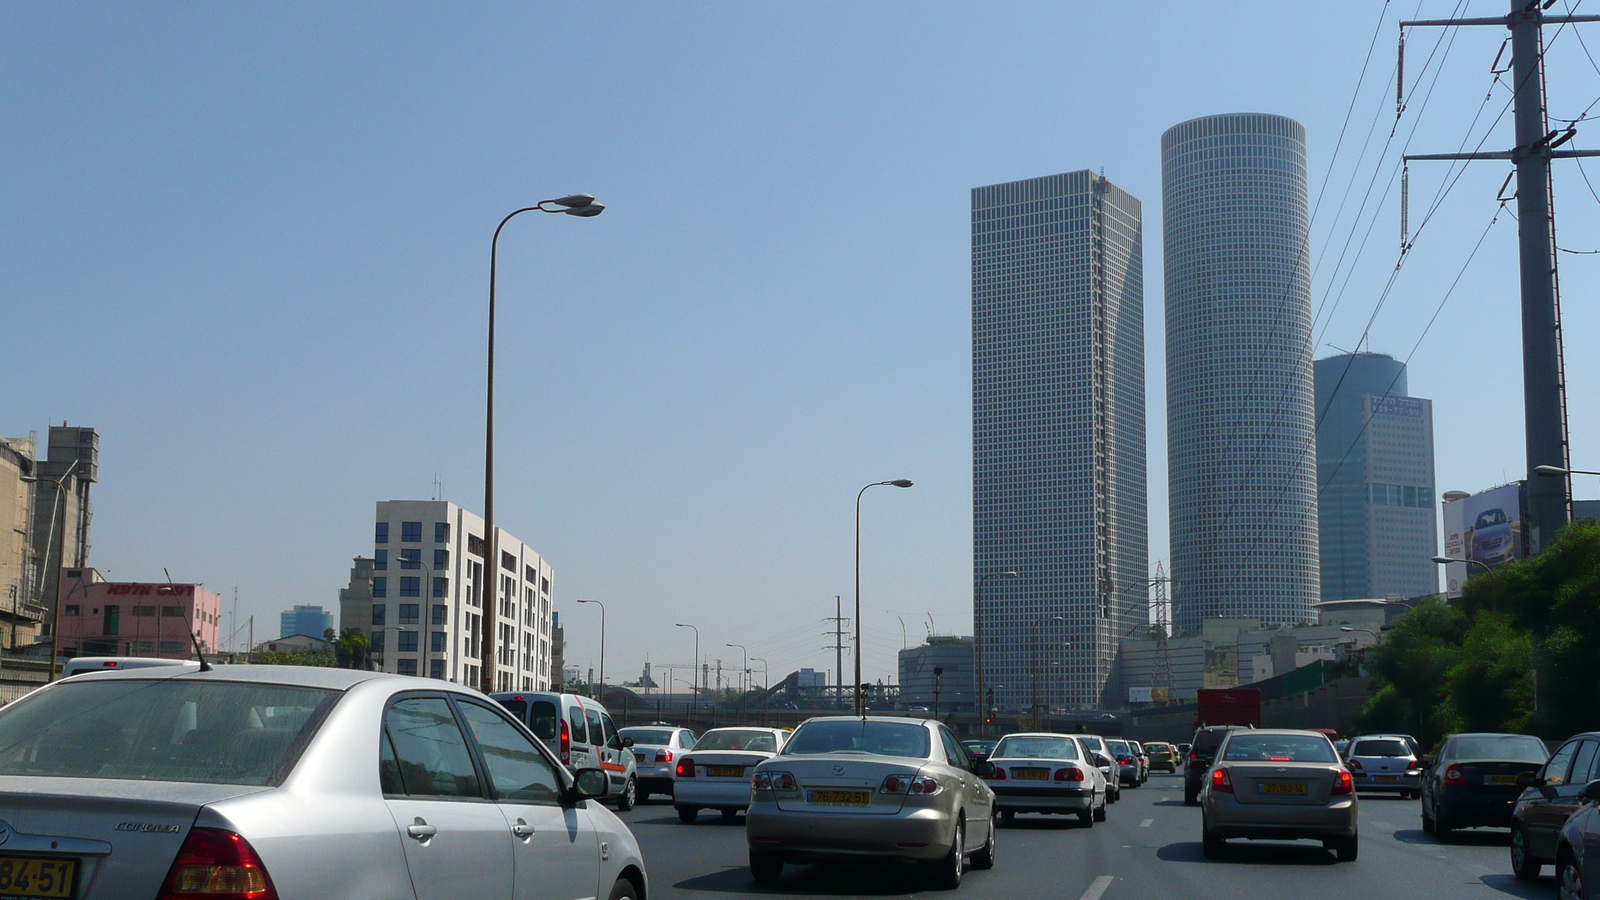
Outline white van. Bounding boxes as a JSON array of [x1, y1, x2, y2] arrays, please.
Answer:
[[492, 690, 638, 810], [60, 657, 199, 679]]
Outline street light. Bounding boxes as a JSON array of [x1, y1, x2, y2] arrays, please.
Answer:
[[577, 599, 607, 702], [855, 479, 914, 715], [481, 193, 604, 695], [974, 570, 1019, 737], [675, 623, 699, 726], [1432, 555, 1494, 574], [1030, 615, 1065, 730]]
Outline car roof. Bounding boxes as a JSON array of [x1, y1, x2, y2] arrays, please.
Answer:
[[1220, 728, 1330, 738], [801, 716, 934, 726], [51, 664, 391, 690]]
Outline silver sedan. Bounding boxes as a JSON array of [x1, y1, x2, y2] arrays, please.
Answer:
[[1200, 728, 1360, 861], [983, 732, 1108, 825], [0, 664, 648, 900], [746, 716, 996, 888]]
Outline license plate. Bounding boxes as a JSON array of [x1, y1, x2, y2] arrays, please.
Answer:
[[707, 766, 744, 778], [1486, 774, 1519, 786], [1258, 782, 1308, 795], [633, 753, 646, 762], [808, 789, 871, 805], [1013, 768, 1049, 780], [0, 855, 76, 899]]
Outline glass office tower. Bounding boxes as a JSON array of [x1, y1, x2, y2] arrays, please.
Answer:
[[972, 170, 1147, 712], [1162, 113, 1320, 632]]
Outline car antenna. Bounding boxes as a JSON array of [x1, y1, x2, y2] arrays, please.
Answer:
[[169, 568, 213, 672]]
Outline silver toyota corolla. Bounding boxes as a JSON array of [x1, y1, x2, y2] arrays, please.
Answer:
[[0, 665, 649, 900]]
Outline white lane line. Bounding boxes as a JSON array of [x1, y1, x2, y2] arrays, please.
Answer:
[[1078, 874, 1115, 900], [1139, 818, 1153, 827]]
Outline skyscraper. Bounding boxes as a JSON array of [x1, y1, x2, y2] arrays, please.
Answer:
[[1314, 352, 1437, 601], [280, 603, 333, 639], [973, 170, 1146, 712], [1162, 113, 1320, 632]]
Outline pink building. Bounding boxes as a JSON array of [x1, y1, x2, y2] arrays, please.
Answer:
[[56, 567, 221, 659]]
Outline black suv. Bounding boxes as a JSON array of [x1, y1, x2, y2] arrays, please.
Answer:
[[1184, 725, 1243, 806]]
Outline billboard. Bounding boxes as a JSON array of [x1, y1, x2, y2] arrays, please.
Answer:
[[1443, 482, 1527, 597]]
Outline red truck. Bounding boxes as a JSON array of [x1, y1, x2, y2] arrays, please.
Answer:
[[1196, 688, 1262, 728]]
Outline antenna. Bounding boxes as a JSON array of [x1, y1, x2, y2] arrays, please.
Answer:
[[189, 628, 212, 672]]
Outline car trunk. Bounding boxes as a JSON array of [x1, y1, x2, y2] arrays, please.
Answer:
[[1449, 760, 1544, 796], [1224, 764, 1340, 805], [772, 756, 919, 815], [0, 777, 269, 900], [686, 750, 771, 780]]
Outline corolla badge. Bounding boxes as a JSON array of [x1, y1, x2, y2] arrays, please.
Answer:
[[832, 765, 846, 776], [116, 822, 182, 834]]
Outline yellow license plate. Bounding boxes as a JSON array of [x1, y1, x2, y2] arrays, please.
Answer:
[[707, 766, 744, 777], [1486, 775, 1519, 785], [0, 855, 76, 899], [809, 789, 871, 805], [1259, 782, 1308, 795], [1013, 768, 1050, 780]]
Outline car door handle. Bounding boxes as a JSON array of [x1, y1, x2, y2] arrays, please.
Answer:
[[511, 820, 535, 839], [406, 821, 438, 841]]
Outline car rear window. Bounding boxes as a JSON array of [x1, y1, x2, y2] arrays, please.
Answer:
[[1221, 734, 1337, 763], [785, 721, 930, 758], [567, 706, 587, 744], [1351, 739, 1410, 758], [696, 730, 778, 752], [620, 728, 674, 745], [527, 700, 558, 741], [994, 736, 1079, 760], [1452, 735, 1549, 764], [1192, 730, 1231, 753], [0, 679, 338, 786]]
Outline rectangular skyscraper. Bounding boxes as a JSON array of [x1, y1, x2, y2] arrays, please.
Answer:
[[972, 170, 1147, 713], [1314, 352, 1438, 601]]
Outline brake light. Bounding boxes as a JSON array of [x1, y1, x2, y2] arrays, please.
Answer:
[[1267, 756, 1292, 762], [559, 719, 570, 764], [1211, 767, 1233, 793], [1188, 752, 1198, 761], [157, 828, 278, 900], [880, 774, 941, 795], [1444, 764, 1465, 786], [1055, 767, 1085, 782], [677, 757, 695, 778], [769, 771, 797, 791], [984, 766, 1006, 780], [1333, 769, 1354, 795], [1118, 756, 1134, 765], [656, 749, 674, 763], [1348, 758, 1364, 770]]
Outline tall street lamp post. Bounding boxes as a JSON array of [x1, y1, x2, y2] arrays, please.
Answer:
[[675, 623, 699, 726], [1432, 555, 1494, 575], [726, 642, 748, 698], [855, 479, 914, 715], [751, 656, 769, 723], [481, 193, 604, 695], [577, 599, 607, 702], [1030, 615, 1065, 730], [1536, 465, 1600, 521], [974, 570, 1018, 737]]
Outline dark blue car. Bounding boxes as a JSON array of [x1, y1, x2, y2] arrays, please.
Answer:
[[1423, 733, 1550, 839]]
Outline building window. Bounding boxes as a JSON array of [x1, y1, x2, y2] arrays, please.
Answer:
[[103, 605, 120, 636], [432, 577, 448, 598], [372, 604, 387, 626], [161, 605, 184, 617], [541, 577, 549, 594], [398, 631, 419, 653], [375, 522, 389, 544], [375, 549, 388, 570], [399, 549, 422, 569], [431, 631, 446, 653], [402, 521, 422, 543], [434, 549, 449, 570], [373, 577, 387, 598], [429, 658, 445, 680], [502, 550, 516, 572], [371, 630, 385, 652], [397, 659, 418, 677], [435, 522, 450, 543], [432, 604, 447, 625], [399, 603, 419, 625], [525, 564, 538, 583], [159, 641, 186, 655], [132, 605, 156, 617], [64, 605, 80, 616], [467, 535, 485, 558], [400, 577, 420, 598]]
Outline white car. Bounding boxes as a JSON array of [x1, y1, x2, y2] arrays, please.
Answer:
[[673, 727, 789, 823], [619, 724, 698, 801], [983, 732, 1109, 825]]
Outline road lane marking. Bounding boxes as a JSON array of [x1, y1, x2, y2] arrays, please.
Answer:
[[1078, 875, 1114, 900], [1139, 818, 1153, 827]]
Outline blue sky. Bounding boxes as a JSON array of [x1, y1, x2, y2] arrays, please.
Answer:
[[5, 2, 1599, 687]]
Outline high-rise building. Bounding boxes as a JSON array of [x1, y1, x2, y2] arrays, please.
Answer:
[[1315, 352, 1437, 600], [0, 435, 40, 648], [279, 604, 333, 639], [339, 500, 555, 690], [30, 425, 98, 635], [1162, 113, 1320, 632], [972, 170, 1147, 712]]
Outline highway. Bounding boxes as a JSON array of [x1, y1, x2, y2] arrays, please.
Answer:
[[617, 771, 1549, 900]]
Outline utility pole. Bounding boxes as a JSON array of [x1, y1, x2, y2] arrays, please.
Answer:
[[1402, 1, 1594, 554], [1152, 563, 1173, 704], [826, 597, 849, 709]]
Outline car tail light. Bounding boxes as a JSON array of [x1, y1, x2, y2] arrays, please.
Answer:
[[677, 757, 695, 778], [1347, 758, 1364, 770], [655, 749, 674, 763], [984, 767, 1006, 781], [1332, 769, 1354, 795], [559, 719, 570, 764], [1211, 767, 1233, 793], [768, 771, 797, 791], [1188, 752, 1198, 762], [1444, 764, 1465, 786], [1055, 767, 1085, 782], [751, 771, 771, 790], [880, 774, 940, 795], [157, 828, 278, 900], [1118, 756, 1134, 765]]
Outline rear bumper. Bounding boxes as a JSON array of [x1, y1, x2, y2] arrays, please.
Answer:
[[746, 802, 954, 863], [1352, 772, 1419, 793], [991, 785, 1093, 813], [1439, 787, 1519, 827], [1204, 794, 1358, 840], [674, 780, 752, 808]]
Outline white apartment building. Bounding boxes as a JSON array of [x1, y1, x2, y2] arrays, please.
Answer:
[[351, 500, 554, 691]]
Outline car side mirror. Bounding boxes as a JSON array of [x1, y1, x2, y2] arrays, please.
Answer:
[[1516, 771, 1543, 788], [622, 736, 635, 748], [1420, 756, 1433, 769], [1584, 780, 1600, 802], [974, 761, 996, 778], [569, 767, 609, 801]]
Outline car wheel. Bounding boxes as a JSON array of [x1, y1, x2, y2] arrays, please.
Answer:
[[1434, 803, 1456, 841], [676, 806, 697, 824], [1078, 807, 1093, 827], [720, 808, 740, 823], [970, 818, 996, 870], [1557, 851, 1584, 900], [1000, 809, 1016, 825], [615, 777, 636, 811], [923, 818, 964, 889], [608, 876, 639, 900], [1201, 818, 1225, 859], [1510, 825, 1541, 880], [1093, 799, 1107, 822], [750, 851, 782, 886], [1335, 832, 1358, 862]]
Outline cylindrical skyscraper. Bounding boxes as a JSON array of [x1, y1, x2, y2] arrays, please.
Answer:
[[1162, 113, 1319, 632]]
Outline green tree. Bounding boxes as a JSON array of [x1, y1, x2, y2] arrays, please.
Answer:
[[331, 628, 371, 670], [254, 647, 336, 667]]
